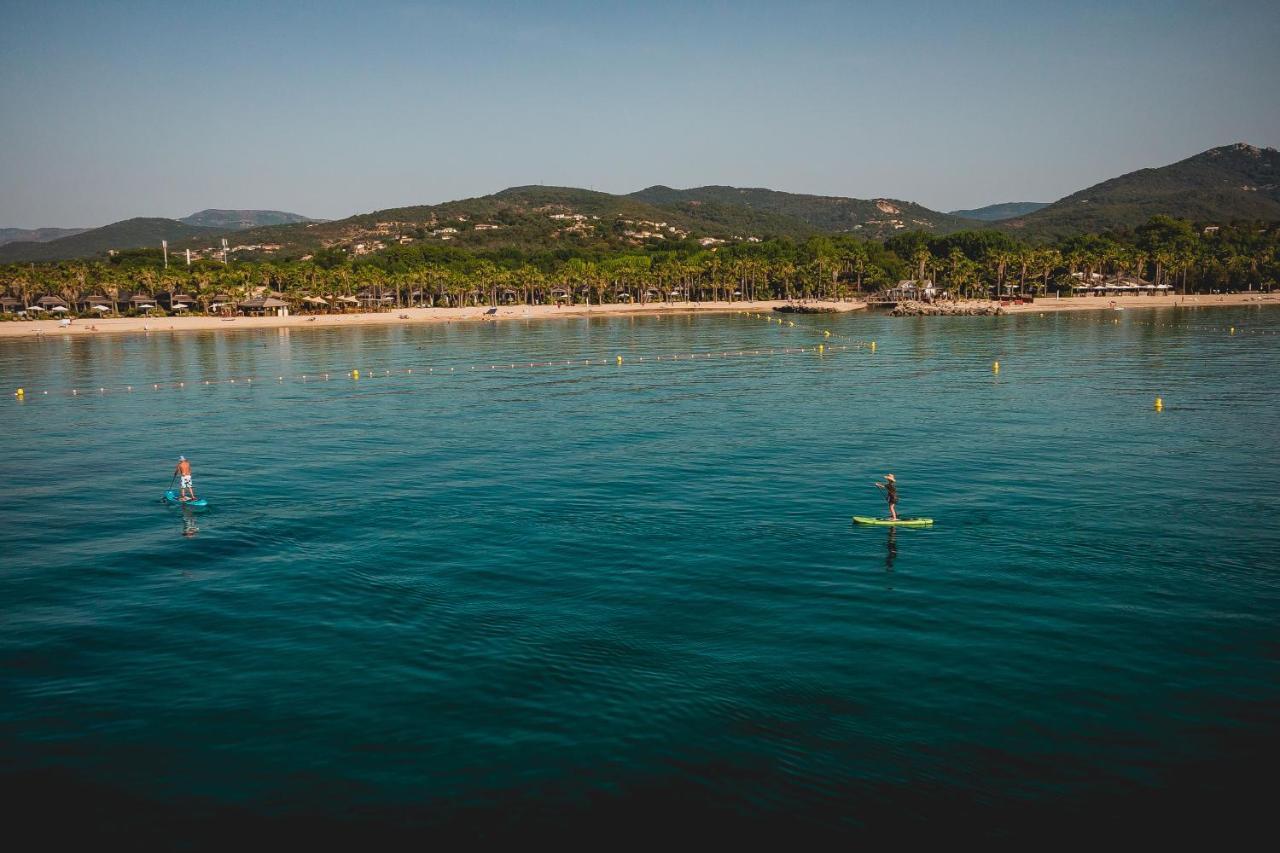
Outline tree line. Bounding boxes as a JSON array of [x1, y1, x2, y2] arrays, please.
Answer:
[[2, 216, 1276, 313]]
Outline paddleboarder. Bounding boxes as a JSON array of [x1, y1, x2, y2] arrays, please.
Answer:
[[173, 455, 197, 503], [874, 473, 898, 520]]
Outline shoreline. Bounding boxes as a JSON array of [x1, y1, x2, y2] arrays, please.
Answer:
[[998, 292, 1279, 314], [0, 299, 865, 340], [2, 292, 1276, 339]]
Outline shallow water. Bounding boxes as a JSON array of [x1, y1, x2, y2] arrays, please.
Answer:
[[2, 307, 1278, 841]]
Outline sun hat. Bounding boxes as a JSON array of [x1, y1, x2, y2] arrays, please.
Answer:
[[178, 455, 186, 461], [885, 473, 895, 481]]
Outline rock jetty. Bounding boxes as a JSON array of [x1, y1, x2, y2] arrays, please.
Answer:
[[890, 301, 1005, 317], [773, 304, 840, 314]]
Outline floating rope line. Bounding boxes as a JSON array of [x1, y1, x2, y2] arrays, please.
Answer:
[[12, 307, 1277, 401], [10, 341, 865, 401]]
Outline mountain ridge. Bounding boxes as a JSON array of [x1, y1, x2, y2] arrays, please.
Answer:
[[998, 143, 1280, 237], [180, 209, 314, 230], [0, 227, 92, 247], [0, 218, 225, 263], [4, 143, 1279, 262], [630, 185, 978, 235]]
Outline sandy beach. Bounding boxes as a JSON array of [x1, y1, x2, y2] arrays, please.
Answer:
[[2, 293, 1276, 339], [0, 299, 865, 339], [998, 292, 1279, 313]]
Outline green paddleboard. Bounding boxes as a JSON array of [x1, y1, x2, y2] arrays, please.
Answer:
[[852, 516, 933, 527]]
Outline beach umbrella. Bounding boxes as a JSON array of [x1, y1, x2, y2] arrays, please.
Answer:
[[92, 304, 111, 312], [50, 305, 69, 312], [138, 303, 155, 309], [27, 304, 46, 311]]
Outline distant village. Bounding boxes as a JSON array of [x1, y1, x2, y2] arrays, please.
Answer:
[[173, 205, 783, 262]]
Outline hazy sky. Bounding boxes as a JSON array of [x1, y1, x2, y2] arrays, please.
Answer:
[[2, 0, 1278, 227]]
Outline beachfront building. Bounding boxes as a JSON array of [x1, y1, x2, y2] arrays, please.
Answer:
[[237, 296, 290, 316], [0, 296, 22, 313], [160, 293, 196, 312], [35, 296, 70, 313], [878, 280, 936, 303], [1071, 275, 1169, 296], [355, 291, 394, 308], [127, 294, 157, 312], [77, 295, 114, 313], [207, 293, 236, 315]]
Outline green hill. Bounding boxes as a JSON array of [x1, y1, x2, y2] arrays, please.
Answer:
[[947, 202, 1048, 221], [630, 185, 979, 237], [13, 145, 1280, 263], [180, 209, 314, 230], [0, 226, 91, 247], [999, 143, 1280, 238], [171, 185, 822, 259], [0, 218, 225, 263]]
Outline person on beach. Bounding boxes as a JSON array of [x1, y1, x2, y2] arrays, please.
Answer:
[[875, 473, 898, 520], [174, 455, 197, 502]]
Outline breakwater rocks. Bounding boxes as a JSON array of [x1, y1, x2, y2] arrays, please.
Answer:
[[890, 301, 1005, 317], [773, 304, 840, 314]]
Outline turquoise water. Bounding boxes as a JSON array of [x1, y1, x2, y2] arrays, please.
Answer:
[[2, 307, 1279, 842]]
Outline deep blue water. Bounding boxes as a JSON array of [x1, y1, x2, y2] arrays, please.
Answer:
[[2, 306, 1279, 843]]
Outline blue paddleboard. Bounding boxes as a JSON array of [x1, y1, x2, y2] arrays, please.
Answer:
[[163, 489, 208, 509]]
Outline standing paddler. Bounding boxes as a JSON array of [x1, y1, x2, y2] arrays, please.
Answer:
[[874, 473, 898, 521], [174, 455, 197, 503]]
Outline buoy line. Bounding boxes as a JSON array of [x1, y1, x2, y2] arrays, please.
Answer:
[[11, 341, 865, 401]]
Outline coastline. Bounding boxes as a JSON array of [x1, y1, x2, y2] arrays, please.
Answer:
[[0, 299, 865, 339], [998, 292, 1279, 314], [2, 292, 1276, 340]]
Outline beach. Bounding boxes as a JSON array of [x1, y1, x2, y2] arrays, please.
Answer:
[[4, 292, 1276, 340], [999, 292, 1279, 313], [0, 298, 865, 339]]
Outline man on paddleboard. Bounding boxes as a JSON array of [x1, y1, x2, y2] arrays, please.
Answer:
[[875, 473, 898, 520], [174, 455, 197, 503]]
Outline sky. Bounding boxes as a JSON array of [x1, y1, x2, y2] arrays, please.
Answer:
[[1, 0, 1278, 227]]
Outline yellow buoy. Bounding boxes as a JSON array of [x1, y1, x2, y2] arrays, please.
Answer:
[[818, 344, 825, 353], [1154, 396, 1163, 411], [870, 341, 877, 352], [993, 360, 1000, 373], [353, 369, 360, 379], [824, 330, 831, 337], [616, 355, 623, 364], [14, 388, 23, 397], [1230, 326, 1235, 335]]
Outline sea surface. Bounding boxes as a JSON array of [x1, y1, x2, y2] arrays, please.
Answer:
[[2, 306, 1278, 842]]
